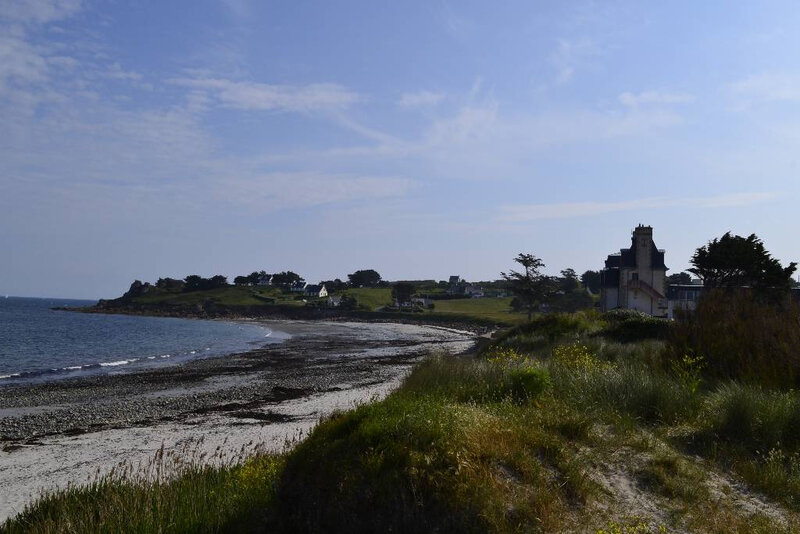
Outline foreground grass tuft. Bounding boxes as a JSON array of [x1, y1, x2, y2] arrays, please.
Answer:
[[4, 445, 284, 533]]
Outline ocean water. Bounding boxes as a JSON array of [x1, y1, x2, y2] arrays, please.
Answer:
[[0, 297, 287, 384]]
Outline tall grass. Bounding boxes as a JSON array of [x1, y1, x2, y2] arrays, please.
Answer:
[[488, 312, 604, 354], [668, 291, 800, 388], [547, 342, 697, 425], [273, 355, 591, 533], [3, 441, 284, 533], [703, 383, 800, 453]]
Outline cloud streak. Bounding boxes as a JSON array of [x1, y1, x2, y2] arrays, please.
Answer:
[[497, 193, 776, 222], [728, 73, 800, 105], [0, 0, 82, 24], [619, 91, 696, 107], [169, 77, 360, 113], [397, 90, 445, 109]]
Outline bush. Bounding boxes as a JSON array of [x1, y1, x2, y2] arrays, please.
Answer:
[[598, 311, 672, 343], [509, 367, 551, 402], [668, 291, 800, 388], [487, 312, 602, 355]]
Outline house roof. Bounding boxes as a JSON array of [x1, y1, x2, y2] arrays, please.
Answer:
[[603, 237, 667, 270]]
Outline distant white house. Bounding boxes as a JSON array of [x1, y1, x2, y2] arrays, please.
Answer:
[[464, 285, 484, 298], [328, 295, 343, 307], [304, 284, 328, 298], [256, 275, 272, 286], [411, 297, 434, 309]]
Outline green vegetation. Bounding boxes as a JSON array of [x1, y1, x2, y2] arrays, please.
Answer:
[[129, 285, 304, 308], [669, 290, 800, 387], [4, 445, 285, 533], [9, 307, 800, 532], [341, 287, 393, 311], [424, 296, 523, 324]]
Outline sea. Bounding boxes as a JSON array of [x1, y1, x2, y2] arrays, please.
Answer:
[[0, 296, 287, 384]]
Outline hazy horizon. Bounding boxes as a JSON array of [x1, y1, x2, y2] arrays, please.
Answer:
[[2, 1, 799, 299]]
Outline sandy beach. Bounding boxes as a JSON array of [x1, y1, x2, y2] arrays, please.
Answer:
[[0, 320, 476, 521]]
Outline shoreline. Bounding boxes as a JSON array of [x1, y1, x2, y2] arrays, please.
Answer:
[[0, 319, 476, 521]]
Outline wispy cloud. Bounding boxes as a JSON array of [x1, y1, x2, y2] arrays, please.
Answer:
[[169, 77, 360, 113], [0, 0, 82, 24], [549, 37, 602, 84], [216, 172, 415, 211], [497, 193, 775, 222], [397, 90, 445, 109], [728, 72, 800, 105], [619, 90, 696, 107]]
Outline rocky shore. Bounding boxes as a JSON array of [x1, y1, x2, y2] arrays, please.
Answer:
[[0, 320, 476, 521]]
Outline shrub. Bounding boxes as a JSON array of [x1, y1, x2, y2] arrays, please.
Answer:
[[668, 291, 800, 387], [487, 312, 603, 355], [509, 367, 551, 402], [598, 311, 672, 343]]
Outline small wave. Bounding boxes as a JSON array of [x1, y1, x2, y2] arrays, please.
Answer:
[[99, 359, 138, 367], [189, 350, 196, 354], [160, 354, 171, 359], [62, 366, 83, 371], [0, 373, 21, 380]]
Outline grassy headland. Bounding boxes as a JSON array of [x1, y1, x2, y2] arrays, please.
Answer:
[[8, 298, 800, 532], [86, 284, 527, 327]]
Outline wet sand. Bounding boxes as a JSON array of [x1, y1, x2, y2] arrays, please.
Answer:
[[0, 320, 476, 521]]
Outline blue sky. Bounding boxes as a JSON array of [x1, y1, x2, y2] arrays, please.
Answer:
[[1, 0, 799, 299]]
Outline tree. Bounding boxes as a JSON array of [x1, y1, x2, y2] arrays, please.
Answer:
[[208, 275, 228, 288], [392, 282, 415, 307], [320, 279, 348, 292], [156, 277, 184, 291], [233, 275, 250, 286], [246, 270, 270, 286], [272, 271, 304, 289], [183, 275, 205, 291], [559, 268, 580, 292], [666, 272, 692, 285], [689, 232, 797, 295], [580, 270, 601, 293], [348, 269, 382, 288], [502, 254, 555, 321]]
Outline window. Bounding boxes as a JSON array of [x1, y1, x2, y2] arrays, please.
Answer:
[[631, 273, 639, 281]]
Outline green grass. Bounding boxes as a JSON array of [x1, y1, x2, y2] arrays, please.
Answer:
[[4, 445, 284, 534], [425, 297, 525, 324], [341, 287, 392, 310], [129, 285, 302, 307]]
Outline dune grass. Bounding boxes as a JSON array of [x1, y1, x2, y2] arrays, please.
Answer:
[[4, 443, 285, 534]]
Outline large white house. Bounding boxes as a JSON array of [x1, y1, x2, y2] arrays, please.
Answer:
[[600, 225, 669, 317]]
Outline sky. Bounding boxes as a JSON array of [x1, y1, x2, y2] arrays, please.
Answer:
[[1, 0, 799, 299]]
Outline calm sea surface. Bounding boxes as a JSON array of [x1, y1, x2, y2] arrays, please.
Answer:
[[0, 297, 287, 384]]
